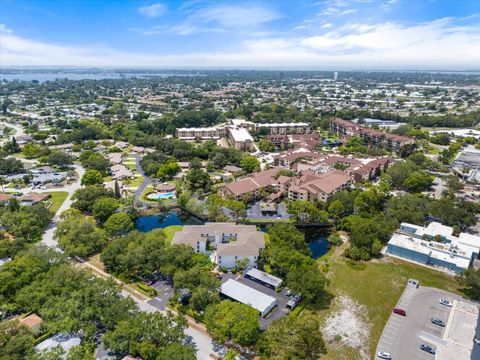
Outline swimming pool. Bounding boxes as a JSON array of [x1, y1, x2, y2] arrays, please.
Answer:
[[147, 191, 176, 200]]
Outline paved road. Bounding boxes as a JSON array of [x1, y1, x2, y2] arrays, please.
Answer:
[[40, 164, 85, 248], [0, 121, 25, 145], [376, 286, 462, 360], [133, 154, 152, 201]]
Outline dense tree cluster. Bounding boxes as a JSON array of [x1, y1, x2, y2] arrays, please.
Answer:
[[0, 247, 195, 359], [259, 224, 326, 302]]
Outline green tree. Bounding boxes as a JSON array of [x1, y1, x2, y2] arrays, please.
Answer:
[[103, 312, 195, 360], [81, 169, 104, 186], [257, 314, 326, 360], [72, 185, 114, 213], [457, 267, 480, 300], [92, 197, 119, 223], [258, 139, 275, 152], [286, 263, 326, 302], [185, 169, 211, 192], [114, 180, 121, 199], [403, 171, 434, 193], [204, 300, 260, 346], [54, 209, 107, 257], [47, 151, 73, 168], [0, 321, 35, 360], [240, 155, 260, 173], [327, 199, 345, 222], [103, 213, 134, 237]]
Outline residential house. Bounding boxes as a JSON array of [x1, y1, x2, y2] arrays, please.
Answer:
[[17, 192, 51, 206]]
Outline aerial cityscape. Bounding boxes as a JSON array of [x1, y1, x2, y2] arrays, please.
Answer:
[[1, 1, 480, 360]]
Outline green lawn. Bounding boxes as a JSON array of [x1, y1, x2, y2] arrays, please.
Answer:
[[304, 243, 461, 360], [44, 191, 69, 214], [139, 185, 156, 203], [125, 163, 137, 170], [162, 225, 183, 243], [126, 175, 144, 188], [103, 176, 113, 182]]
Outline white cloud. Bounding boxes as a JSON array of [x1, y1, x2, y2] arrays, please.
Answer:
[[1, 18, 479, 69], [136, 3, 281, 36], [138, 3, 167, 18]]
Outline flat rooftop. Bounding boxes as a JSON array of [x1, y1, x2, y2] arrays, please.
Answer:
[[220, 279, 276, 314], [244, 268, 283, 288], [436, 300, 479, 360]]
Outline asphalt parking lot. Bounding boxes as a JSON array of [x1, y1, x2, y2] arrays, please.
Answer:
[[219, 273, 291, 329], [376, 285, 465, 360], [246, 201, 291, 221], [147, 280, 174, 311]]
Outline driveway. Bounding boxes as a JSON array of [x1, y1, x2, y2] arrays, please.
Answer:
[[147, 280, 174, 311]]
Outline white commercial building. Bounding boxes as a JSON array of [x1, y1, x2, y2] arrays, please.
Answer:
[[220, 279, 277, 317], [386, 222, 480, 273]]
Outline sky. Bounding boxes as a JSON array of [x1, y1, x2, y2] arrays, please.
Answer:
[[0, 0, 479, 69]]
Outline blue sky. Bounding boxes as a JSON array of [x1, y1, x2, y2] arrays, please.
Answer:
[[0, 0, 479, 69]]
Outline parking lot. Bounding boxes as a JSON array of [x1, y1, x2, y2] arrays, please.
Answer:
[[246, 201, 291, 221], [147, 279, 174, 311], [219, 273, 291, 329], [376, 284, 464, 360]]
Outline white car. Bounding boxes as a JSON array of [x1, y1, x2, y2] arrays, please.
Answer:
[[377, 352, 392, 359], [439, 298, 453, 307]]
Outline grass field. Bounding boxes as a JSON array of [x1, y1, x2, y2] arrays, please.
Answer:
[[44, 191, 69, 214], [126, 174, 144, 188], [303, 242, 461, 360], [162, 225, 183, 243]]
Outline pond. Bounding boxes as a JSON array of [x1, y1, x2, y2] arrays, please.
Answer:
[[303, 227, 331, 259], [135, 210, 203, 232], [135, 210, 330, 258]]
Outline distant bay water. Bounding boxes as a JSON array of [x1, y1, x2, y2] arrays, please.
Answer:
[[0, 71, 201, 82]]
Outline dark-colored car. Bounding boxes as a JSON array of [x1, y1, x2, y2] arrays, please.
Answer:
[[431, 318, 446, 327], [420, 344, 435, 354], [393, 308, 406, 316]]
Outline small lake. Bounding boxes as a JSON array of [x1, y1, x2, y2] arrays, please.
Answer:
[[135, 210, 203, 232], [135, 210, 330, 258]]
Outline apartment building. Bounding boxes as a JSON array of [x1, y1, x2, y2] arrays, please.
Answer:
[[288, 170, 352, 202], [171, 223, 265, 269], [228, 127, 255, 151], [258, 122, 311, 135], [176, 126, 226, 140], [330, 118, 414, 154]]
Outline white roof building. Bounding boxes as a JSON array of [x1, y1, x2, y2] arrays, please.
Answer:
[[387, 222, 480, 273], [220, 279, 277, 317]]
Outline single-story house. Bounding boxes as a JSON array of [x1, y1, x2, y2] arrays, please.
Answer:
[[17, 192, 51, 206], [20, 313, 43, 335]]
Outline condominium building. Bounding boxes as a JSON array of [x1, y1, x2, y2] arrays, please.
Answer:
[[258, 122, 311, 135], [330, 118, 414, 154], [171, 223, 265, 269], [176, 126, 226, 140], [228, 127, 255, 151]]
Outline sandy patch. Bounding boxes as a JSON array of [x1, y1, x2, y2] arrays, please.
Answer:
[[323, 295, 371, 359]]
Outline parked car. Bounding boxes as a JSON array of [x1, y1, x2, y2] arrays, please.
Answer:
[[393, 308, 406, 316], [439, 298, 453, 307], [431, 318, 446, 327], [377, 351, 392, 359], [285, 289, 292, 296], [420, 344, 435, 354]]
